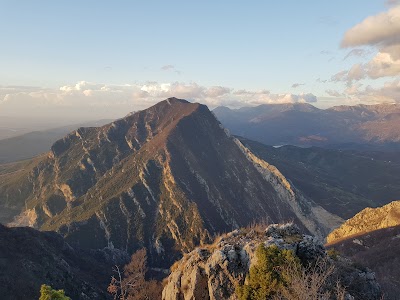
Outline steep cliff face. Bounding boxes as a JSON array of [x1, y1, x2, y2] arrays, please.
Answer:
[[2, 98, 339, 267], [233, 139, 343, 237], [327, 200, 400, 244], [162, 223, 381, 300]]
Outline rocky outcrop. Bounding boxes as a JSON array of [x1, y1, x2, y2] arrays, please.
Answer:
[[327, 200, 400, 243], [162, 223, 381, 300]]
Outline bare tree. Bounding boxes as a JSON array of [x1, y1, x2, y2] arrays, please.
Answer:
[[275, 258, 346, 300], [108, 248, 162, 300]]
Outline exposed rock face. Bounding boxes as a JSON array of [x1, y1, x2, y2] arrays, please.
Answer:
[[1, 98, 339, 268], [213, 103, 400, 150], [162, 223, 381, 300], [233, 139, 343, 237], [0, 223, 121, 300], [327, 200, 400, 243]]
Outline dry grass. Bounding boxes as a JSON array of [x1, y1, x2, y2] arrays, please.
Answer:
[[244, 218, 270, 234], [275, 258, 346, 300]]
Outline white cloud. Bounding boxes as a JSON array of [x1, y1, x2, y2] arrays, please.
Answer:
[[291, 83, 305, 88], [331, 79, 400, 104], [347, 64, 366, 81], [160, 64, 181, 74], [0, 81, 320, 120], [365, 79, 400, 102], [205, 86, 232, 98], [341, 6, 400, 48], [366, 52, 400, 78], [381, 44, 400, 60], [325, 90, 343, 97], [331, 70, 348, 82], [0, 82, 152, 120], [149, 82, 205, 99], [338, 6, 400, 80], [386, 0, 400, 7], [161, 65, 175, 71], [333, 53, 400, 83], [344, 83, 364, 96], [343, 48, 368, 60]]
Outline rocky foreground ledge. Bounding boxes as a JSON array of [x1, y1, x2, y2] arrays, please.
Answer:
[[162, 223, 381, 300]]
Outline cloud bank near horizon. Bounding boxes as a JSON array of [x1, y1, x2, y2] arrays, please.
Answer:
[[0, 81, 320, 119]]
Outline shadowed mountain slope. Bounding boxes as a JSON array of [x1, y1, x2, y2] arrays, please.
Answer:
[[0, 223, 115, 300], [326, 201, 400, 298], [239, 138, 400, 219], [327, 225, 400, 299]]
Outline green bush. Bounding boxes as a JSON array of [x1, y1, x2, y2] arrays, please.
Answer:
[[236, 244, 300, 300], [39, 284, 71, 300], [327, 248, 340, 261]]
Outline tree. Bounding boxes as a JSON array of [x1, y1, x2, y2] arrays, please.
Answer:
[[236, 244, 347, 300], [108, 248, 162, 300], [236, 244, 300, 300], [39, 284, 71, 300]]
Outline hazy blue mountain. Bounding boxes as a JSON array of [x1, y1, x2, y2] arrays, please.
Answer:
[[0, 119, 112, 163], [214, 103, 400, 151]]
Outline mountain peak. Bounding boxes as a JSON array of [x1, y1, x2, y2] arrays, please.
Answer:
[[4, 98, 338, 269], [165, 97, 190, 104]]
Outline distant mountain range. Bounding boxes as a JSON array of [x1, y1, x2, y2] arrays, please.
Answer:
[[1, 98, 341, 268], [0, 119, 112, 164], [3, 102, 400, 164], [0, 116, 104, 140], [213, 103, 400, 151]]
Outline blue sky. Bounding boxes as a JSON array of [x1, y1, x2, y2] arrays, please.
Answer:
[[1, 1, 399, 120]]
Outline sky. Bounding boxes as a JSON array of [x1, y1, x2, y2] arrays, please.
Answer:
[[1, 0, 400, 122]]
